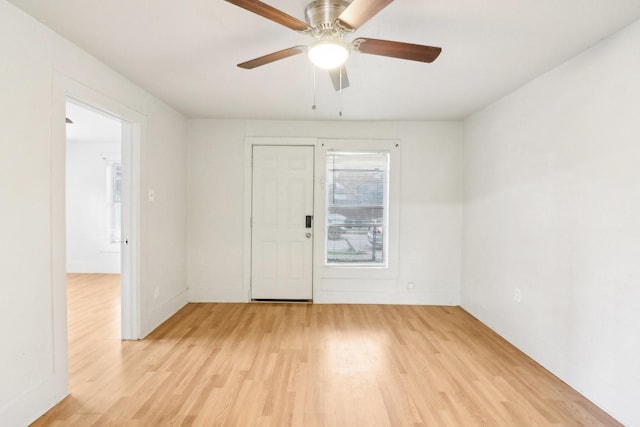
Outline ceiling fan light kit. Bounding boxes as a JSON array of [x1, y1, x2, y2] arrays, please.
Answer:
[[308, 39, 350, 69], [226, 0, 442, 107], [304, 1, 351, 70]]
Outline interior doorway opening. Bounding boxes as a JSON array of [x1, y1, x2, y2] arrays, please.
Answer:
[[65, 100, 123, 341], [65, 98, 139, 340]]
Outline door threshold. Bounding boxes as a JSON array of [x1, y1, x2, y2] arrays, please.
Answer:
[[251, 299, 312, 304]]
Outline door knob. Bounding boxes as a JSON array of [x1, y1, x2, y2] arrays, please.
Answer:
[[306, 233, 312, 238]]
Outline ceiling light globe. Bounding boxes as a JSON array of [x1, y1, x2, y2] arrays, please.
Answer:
[[308, 40, 350, 70]]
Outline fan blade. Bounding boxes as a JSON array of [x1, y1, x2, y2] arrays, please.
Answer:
[[353, 38, 441, 63], [238, 46, 306, 69], [225, 0, 311, 32], [329, 67, 350, 91], [337, 0, 393, 31]]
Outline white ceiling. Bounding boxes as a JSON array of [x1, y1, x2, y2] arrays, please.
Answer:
[[9, 0, 640, 121]]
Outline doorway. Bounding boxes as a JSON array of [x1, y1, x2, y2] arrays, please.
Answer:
[[251, 145, 314, 301], [65, 98, 139, 339], [66, 101, 121, 275]]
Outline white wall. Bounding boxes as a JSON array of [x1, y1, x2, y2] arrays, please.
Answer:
[[66, 140, 121, 273], [0, 2, 58, 423], [0, 1, 188, 424], [139, 99, 189, 336], [188, 120, 463, 305], [462, 20, 640, 426]]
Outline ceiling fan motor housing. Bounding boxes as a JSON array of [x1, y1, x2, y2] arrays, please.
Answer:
[[305, 0, 350, 34]]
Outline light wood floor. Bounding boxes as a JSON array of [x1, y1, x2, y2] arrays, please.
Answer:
[[32, 274, 620, 426]]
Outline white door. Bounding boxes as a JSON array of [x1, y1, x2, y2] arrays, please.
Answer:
[[251, 145, 314, 300]]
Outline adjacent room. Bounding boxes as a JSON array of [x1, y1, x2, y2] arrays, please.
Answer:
[[1, 0, 639, 425]]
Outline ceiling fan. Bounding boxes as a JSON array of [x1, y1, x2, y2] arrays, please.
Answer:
[[225, 0, 442, 91]]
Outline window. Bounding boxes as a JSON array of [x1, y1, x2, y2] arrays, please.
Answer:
[[326, 151, 389, 265], [107, 161, 122, 245]]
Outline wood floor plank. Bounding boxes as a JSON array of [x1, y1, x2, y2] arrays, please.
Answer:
[[31, 274, 622, 426]]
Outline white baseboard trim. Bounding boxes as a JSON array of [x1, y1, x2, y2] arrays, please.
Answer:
[[185, 286, 459, 305], [0, 375, 67, 427], [314, 290, 460, 305], [188, 287, 249, 303], [140, 290, 189, 338]]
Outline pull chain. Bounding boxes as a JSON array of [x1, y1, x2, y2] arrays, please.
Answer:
[[311, 66, 317, 111], [339, 67, 343, 118]]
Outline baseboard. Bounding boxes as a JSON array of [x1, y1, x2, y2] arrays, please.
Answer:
[[188, 287, 249, 303], [140, 289, 189, 338], [0, 375, 67, 427], [314, 289, 460, 305]]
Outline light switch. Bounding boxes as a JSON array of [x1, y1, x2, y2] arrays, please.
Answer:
[[148, 189, 155, 202]]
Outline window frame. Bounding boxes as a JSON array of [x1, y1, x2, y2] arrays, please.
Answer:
[[101, 153, 122, 253], [315, 139, 400, 280], [107, 160, 122, 245]]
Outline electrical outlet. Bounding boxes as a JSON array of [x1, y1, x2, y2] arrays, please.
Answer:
[[514, 288, 522, 303], [407, 282, 416, 290]]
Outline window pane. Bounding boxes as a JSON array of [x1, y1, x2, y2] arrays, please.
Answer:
[[109, 163, 122, 244], [326, 151, 388, 265]]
